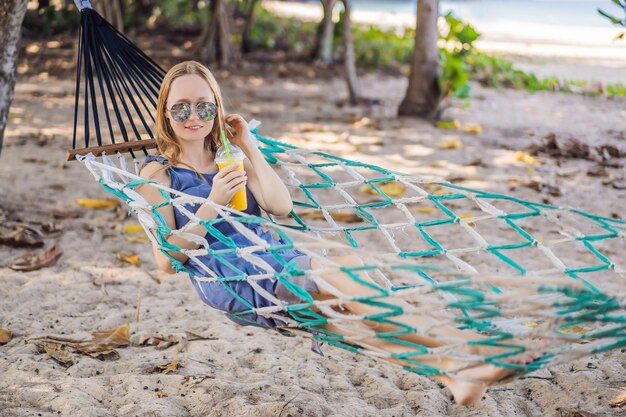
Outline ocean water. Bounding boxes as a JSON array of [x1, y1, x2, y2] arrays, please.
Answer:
[[298, 0, 619, 28]]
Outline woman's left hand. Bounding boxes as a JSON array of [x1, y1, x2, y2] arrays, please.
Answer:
[[224, 114, 252, 150]]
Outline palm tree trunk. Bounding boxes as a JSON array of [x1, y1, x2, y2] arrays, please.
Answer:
[[99, 0, 124, 32], [241, 0, 259, 54], [340, 0, 362, 103], [0, 0, 29, 159], [398, 0, 440, 119], [310, 0, 337, 63], [195, 0, 236, 66]]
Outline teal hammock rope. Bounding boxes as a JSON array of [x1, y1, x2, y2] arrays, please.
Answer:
[[78, 126, 626, 378]]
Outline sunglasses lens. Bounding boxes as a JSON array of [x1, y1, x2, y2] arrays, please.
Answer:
[[170, 103, 191, 123], [196, 102, 217, 121]]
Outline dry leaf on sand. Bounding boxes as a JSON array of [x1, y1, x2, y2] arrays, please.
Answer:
[[437, 137, 463, 149], [42, 342, 74, 366], [147, 359, 181, 375], [0, 328, 13, 345], [9, 244, 63, 272], [122, 224, 144, 234], [358, 181, 406, 197], [118, 252, 141, 267], [297, 209, 363, 223], [76, 198, 120, 209], [514, 151, 539, 165], [126, 236, 150, 243], [132, 333, 183, 350], [462, 122, 483, 134], [0, 222, 44, 248], [30, 324, 130, 365], [610, 391, 626, 409]]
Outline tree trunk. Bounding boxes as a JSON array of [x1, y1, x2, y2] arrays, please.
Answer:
[[195, 0, 236, 66], [240, 0, 259, 54], [98, 0, 124, 32], [0, 0, 28, 159], [398, 0, 440, 119], [310, 0, 337, 63], [339, 0, 362, 103]]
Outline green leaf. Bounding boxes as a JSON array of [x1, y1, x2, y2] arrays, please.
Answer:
[[597, 8, 624, 26], [453, 83, 471, 99]]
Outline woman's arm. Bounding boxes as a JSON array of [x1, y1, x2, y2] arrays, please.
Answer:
[[225, 114, 293, 217], [137, 161, 246, 273]]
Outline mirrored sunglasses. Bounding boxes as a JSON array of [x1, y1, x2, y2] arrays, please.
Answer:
[[167, 101, 218, 123]]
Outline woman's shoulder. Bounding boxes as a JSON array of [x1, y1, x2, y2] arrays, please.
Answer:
[[143, 154, 170, 167], [139, 155, 172, 184]]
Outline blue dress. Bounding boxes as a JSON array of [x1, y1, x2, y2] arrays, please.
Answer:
[[143, 155, 306, 329]]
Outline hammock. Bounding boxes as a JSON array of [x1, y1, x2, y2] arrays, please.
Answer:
[[68, 2, 626, 380]]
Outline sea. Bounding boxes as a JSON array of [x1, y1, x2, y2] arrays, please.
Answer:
[[295, 0, 620, 29]]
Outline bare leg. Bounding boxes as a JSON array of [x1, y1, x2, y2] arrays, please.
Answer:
[[307, 255, 531, 405]]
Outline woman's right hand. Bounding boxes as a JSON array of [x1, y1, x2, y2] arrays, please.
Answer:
[[208, 163, 247, 206]]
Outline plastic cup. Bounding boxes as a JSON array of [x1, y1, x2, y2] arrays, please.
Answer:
[[215, 144, 247, 211]]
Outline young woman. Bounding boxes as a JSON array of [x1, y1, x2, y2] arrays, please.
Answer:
[[138, 60, 534, 406]]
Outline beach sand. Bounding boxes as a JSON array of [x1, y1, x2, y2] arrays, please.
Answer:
[[1, 20, 626, 417]]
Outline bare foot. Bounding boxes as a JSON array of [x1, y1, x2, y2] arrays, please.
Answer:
[[435, 363, 510, 405], [437, 349, 541, 405]]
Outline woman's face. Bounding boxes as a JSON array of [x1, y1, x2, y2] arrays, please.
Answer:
[[165, 74, 216, 145]]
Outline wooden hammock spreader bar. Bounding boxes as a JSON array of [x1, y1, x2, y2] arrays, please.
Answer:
[[66, 139, 158, 161]]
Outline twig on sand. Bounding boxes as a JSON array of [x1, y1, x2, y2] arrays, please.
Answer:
[[279, 393, 301, 417]]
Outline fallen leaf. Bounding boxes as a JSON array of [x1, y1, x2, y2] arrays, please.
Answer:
[[413, 207, 436, 214], [42, 342, 74, 366], [561, 325, 586, 335], [358, 182, 406, 197], [0, 222, 44, 248], [91, 324, 130, 348], [522, 322, 538, 328], [462, 123, 483, 134], [458, 214, 475, 226], [514, 151, 539, 165], [0, 328, 12, 344], [9, 244, 63, 272], [297, 210, 363, 223], [586, 165, 609, 177], [147, 359, 181, 375], [30, 325, 129, 364], [51, 208, 82, 219], [133, 332, 182, 350], [610, 391, 626, 408], [122, 224, 144, 234], [118, 252, 141, 267], [156, 390, 167, 398], [76, 199, 120, 209], [126, 236, 150, 243], [436, 120, 461, 130], [437, 137, 463, 149]]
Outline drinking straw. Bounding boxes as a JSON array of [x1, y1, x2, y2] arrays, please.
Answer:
[[221, 129, 231, 159]]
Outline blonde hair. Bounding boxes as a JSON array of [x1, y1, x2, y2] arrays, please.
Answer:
[[150, 60, 227, 180]]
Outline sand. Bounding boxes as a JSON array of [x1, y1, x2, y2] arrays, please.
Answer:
[[1, 19, 626, 417]]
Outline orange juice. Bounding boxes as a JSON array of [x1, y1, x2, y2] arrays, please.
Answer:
[[216, 159, 247, 211], [215, 143, 248, 211]]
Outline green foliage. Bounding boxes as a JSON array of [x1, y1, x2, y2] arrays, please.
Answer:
[[154, 0, 206, 27], [247, 5, 316, 53], [25, 3, 80, 36], [438, 12, 481, 98], [597, 0, 626, 40], [350, 24, 414, 68]]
